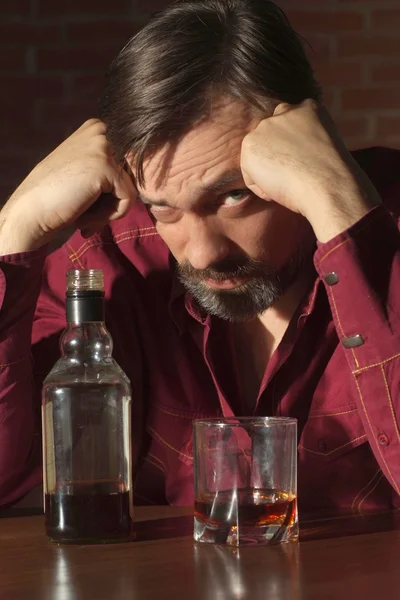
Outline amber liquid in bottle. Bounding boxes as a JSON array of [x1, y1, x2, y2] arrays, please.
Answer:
[[45, 483, 131, 542]]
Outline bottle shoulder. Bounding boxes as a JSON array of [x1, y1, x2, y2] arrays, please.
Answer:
[[43, 358, 131, 388]]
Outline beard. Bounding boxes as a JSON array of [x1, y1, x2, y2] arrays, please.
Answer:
[[177, 248, 313, 323]]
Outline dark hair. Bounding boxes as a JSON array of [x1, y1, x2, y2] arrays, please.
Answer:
[[100, 0, 321, 185]]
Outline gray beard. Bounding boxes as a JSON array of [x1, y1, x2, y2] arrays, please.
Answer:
[[177, 249, 313, 323]]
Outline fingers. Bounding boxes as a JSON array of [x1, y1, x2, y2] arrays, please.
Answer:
[[273, 102, 292, 117], [76, 167, 137, 237], [108, 167, 137, 221], [273, 99, 319, 118]]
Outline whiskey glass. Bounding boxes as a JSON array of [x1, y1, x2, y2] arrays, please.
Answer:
[[193, 417, 298, 546]]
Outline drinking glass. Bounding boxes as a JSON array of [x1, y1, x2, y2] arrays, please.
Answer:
[[193, 417, 298, 546]]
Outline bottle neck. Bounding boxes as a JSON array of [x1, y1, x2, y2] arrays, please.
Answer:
[[62, 292, 112, 361], [66, 290, 105, 323]]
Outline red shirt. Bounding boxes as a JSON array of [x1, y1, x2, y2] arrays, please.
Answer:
[[1, 147, 400, 514]]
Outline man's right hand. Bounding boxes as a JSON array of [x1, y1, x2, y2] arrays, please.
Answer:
[[0, 119, 136, 254]]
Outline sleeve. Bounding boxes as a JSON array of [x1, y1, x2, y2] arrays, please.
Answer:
[[314, 204, 400, 496], [0, 245, 70, 508]]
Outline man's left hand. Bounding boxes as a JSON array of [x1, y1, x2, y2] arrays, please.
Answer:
[[241, 99, 381, 242]]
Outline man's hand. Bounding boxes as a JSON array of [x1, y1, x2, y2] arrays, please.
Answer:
[[0, 119, 136, 254], [241, 99, 381, 242]]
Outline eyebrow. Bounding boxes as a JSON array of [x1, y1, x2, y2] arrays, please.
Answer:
[[137, 167, 244, 208]]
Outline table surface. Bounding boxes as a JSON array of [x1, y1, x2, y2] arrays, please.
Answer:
[[2, 505, 400, 600]]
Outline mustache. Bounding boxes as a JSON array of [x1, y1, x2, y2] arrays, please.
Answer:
[[177, 256, 268, 283]]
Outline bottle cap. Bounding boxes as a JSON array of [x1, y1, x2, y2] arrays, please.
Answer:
[[66, 270, 104, 292]]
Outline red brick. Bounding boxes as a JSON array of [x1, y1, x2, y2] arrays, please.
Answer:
[[377, 117, 400, 138], [38, 0, 131, 14], [37, 44, 122, 72], [0, 184, 16, 205], [303, 34, 333, 61], [372, 137, 400, 150], [287, 10, 365, 33], [0, 118, 62, 149], [371, 10, 400, 31], [314, 60, 363, 86], [322, 88, 337, 112], [0, 47, 26, 71], [137, 0, 168, 12], [346, 138, 372, 151], [35, 99, 97, 134], [0, 76, 64, 103], [0, 0, 31, 14], [338, 35, 400, 58], [0, 155, 38, 177], [370, 63, 400, 84], [342, 88, 400, 111], [336, 116, 369, 139], [70, 75, 103, 102], [66, 20, 139, 44], [0, 22, 60, 45]]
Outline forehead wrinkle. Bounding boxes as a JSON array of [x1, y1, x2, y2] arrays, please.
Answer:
[[166, 128, 244, 183]]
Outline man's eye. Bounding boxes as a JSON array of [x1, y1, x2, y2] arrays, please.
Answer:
[[149, 205, 179, 223], [221, 190, 250, 206]]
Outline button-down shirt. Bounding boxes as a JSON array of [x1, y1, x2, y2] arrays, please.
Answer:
[[1, 147, 400, 514]]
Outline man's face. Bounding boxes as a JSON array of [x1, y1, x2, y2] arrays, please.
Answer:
[[136, 97, 313, 322]]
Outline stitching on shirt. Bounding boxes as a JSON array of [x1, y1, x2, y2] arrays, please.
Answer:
[[0, 355, 31, 368], [147, 426, 193, 461], [318, 216, 378, 265], [68, 230, 159, 262], [357, 472, 384, 514], [147, 452, 167, 474], [351, 468, 382, 510], [308, 408, 358, 419], [159, 406, 198, 420], [328, 287, 359, 369], [143, 453, 167, 476], [66, 242, 84, 269], [353, 352, 400, 375], [319, 238, 351, 264], [353, 375, 400, 495], [114, 232, 159, 245], [72, 227, 157, 257], [381, 364, 400, 443], [298, 434, 367, 456], [114, 226, 156, 240]]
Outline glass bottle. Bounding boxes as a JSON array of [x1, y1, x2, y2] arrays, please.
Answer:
[[42, 269, 132, 544]]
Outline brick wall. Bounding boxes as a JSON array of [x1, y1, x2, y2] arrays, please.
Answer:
[[1, 0, 400, 201]]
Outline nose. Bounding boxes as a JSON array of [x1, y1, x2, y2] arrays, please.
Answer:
[[185, 217, 230, 271]]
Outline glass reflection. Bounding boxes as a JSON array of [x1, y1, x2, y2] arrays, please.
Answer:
[[193, 541, 301, 600]]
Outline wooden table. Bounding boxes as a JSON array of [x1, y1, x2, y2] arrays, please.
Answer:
[[1, 506, 400, 599]]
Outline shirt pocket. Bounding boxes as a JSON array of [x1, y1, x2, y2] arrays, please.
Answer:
[[298, 406, 367, 461]]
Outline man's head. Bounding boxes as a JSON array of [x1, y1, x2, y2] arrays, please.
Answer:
[[100, 0, 320, 322]]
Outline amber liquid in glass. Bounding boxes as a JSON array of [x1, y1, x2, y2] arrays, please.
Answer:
[[45, 482, 132, 543], [194, 488, 297, 529]]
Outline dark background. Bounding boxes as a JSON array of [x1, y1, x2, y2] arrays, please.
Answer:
[[1, 0, 400, 202]]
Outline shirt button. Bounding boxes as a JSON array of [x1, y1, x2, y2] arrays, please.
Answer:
[[325, 272, 339, 286], [317, 439, 327, 452], [378, 433, 389, 447], [342, 334, 365, 349]]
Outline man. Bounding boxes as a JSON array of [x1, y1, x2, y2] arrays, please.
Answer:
[[1, 0, 400, 513]]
